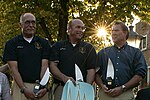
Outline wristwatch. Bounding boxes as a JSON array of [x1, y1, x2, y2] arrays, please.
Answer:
[[121, 85, 126, 92], [20, 87, 26, 94]]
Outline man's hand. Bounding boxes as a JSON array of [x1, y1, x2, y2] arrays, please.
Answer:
[[107, 86, 123, 97], [23, 88, 39, 100], [101, 85, 123, 97], [35, 88, 47, 98], [62, 76, 76, 85], [101, 84, 109, 93]]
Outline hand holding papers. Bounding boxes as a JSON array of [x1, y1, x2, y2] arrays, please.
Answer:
[[33, 67, 50, 94]]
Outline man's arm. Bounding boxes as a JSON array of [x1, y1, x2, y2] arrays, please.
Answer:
[[95, 73, 109, 91], [7, 61, 25, 89], [40, 59, 49, 79], [50, 61, 75, 83], [108, 75, 143, 97], [7, 61, 38, 99], [123, 75, 142, 90], [37, 59, 49, 98], [86, 69, 95, 84], [0, 64, 9, 72], [95, 73, 103, 87]]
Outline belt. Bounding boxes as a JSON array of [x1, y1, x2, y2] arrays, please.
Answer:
[[23, 80, 37, 83]]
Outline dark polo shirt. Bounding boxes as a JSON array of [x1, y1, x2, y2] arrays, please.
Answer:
[[3, 34, 51, 83], [51, 40, 96, 84]]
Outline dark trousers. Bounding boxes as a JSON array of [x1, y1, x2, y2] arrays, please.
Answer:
[[135, 88, 150, 100]]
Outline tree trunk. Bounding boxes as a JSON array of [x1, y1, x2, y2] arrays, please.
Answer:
[[58, 0, 69, 40], [39, 17, 52, 42]]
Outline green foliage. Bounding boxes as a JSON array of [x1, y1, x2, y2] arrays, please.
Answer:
[[0, 0, 149, 65], [68, 0, 150, 51]]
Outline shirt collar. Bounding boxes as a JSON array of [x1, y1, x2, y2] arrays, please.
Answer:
[[114, 42, 128, 49], [18, 34, 39, 42], [66, 39, 81, 47]]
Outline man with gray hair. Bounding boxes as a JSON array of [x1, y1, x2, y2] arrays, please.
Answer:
[[3, 13, 51, 100]]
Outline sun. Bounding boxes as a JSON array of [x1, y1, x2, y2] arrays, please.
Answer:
[[97, 27, 107, 38]]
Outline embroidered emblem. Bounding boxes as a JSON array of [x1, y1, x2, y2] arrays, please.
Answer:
[[17, 46, 23, 48], [60, 48, 66, 50], [79, 47, 86, 54], [34, 42, 42, 49]]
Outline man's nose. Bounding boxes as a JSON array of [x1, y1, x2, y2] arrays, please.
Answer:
[[29, 22, 34, 26]]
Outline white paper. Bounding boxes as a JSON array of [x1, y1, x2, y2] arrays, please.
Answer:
[[106, 58, 114, 79], [40, 67, 50, 86], [75, 64, 84, 82]]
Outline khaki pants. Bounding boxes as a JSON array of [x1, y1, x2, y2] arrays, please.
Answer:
[[98, 88, 134, 100], [49, 83, 63, 100], [12, 82, 48, 100]]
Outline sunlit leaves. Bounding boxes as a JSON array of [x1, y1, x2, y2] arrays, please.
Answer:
[[0, 0, 149, 63]]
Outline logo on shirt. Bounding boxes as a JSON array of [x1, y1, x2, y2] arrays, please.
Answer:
[[34, 42, 42, 49], [60, 47, 66, 50], [79, 47, 86, 54], [17, 46, 23, 49]]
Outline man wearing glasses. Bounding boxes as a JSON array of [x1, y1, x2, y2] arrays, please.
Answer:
[[3, 13, 51, 100]]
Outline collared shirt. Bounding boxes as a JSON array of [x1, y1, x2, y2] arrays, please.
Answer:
[[51, 40, 96, 84], [0, 72, 11, 100], [96, 43, 147, 88], [3, 34, 51, 83]]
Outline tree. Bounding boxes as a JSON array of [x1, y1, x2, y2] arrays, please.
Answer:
[[69, 0, 150, 50], [0, 0, 150, 64]]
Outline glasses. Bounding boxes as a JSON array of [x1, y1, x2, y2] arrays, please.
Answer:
[[24, 20, 36, 26]]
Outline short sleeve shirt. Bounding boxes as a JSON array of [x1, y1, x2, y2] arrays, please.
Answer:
[[51, 40, 96, 83], [3, 34, 51, 83]]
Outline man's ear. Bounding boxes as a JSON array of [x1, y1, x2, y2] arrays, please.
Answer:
[[68, 28, 72, 32], [67, 28, 71, 35], [19, 22, 22, 28]]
